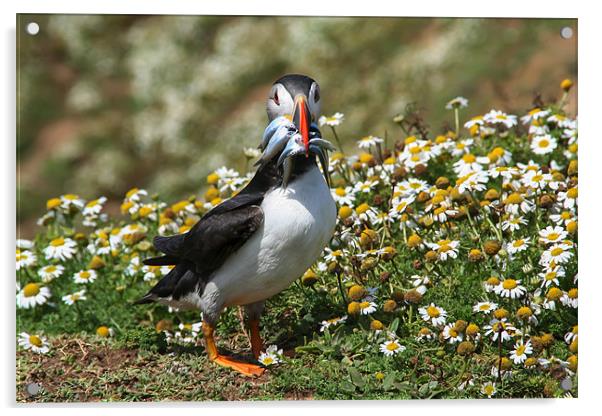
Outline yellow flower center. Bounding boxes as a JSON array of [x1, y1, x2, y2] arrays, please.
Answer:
[[126, 188, 140, 198], [23, 283, 40, 297], [462, 154, 476, 163], [484, 385, 495, 395], [335, 187, 346, 196], [96, 326, 110, 337], [359, 301, 371, 310], [449, 328, 458, 337], [546, 233, 560, 241], [505, 193, 523, 204], [50, 237, 65, 247], [80, 271, 91, 280], [545, 272, 557, 281], [502, 279, 517, 290], [516, 345, 526, 355], [386, 342, 398, 351], [568, 288, 578, 299], [538, 139, 550, 148], [356, 203, 370, 214], [46, 198, 61, 210], [550, 247, 564, 257], [561, 211, 571, 220], [513, 240, 524, 247], [262, 356, 274, 365], [29, 335, 43, 347], [479, 304, 490, 311], [45, 265, 57, 273], [567, 188, 578, 199], [426, 306, 440, 318]]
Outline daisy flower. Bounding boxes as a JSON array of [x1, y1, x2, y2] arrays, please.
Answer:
[[318, 112, 344, 127], [320, 315, 348, 332], [258, 345, 283, 366], [17, 283, 51, 309], [331, 186, 356, 206], [473, 301, 498, 314], [520, 108, 550, 125], [38, 264, 65, 283], [124, 187, 148, 202], [484, 318, 517, 342], [484, 109, 517, 128], [564, 326, 578, 345], [506, 238, 530, 255], [379, 340, 406, 356], [494, 278, 526, 299], [501, 216, 527, 232], [560, 288, 578, 308], [62, 289, 87, 305], [549, 211, 576, 227], [539, 226, 568, 245], [16, 239, 34, 249], [44, 237, 77, 261], [455, 170, 489, 193], [510, 340, 533, 364], [358, 301, 377, 315], [539, 265, 565, 288], [540, 243, 574, 265], [530, 134, 557, 155], [357, 135, 384, 150], [445, 96, 468, 110], [419, 303, 447, 327], [453, 154, 482, 176], [442, 323, 464, 344], [323, 247, 348, 263], [522, 170, 552, 190], [18, 332, 50, 354], [416, 327, 435, 342], [60, 193, 85, 211], [426, 239, 459, 261], [481, 382, 497, 398], [16, 249, 36, 270], [557, 187, 578, 209], [450, 138, 473, 157], [354, 179, 379, 194], [73, 269, 98, 284], [83, 196, 107, 216]]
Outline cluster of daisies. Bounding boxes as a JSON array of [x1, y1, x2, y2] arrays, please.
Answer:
[[17, 80, 577, 397]]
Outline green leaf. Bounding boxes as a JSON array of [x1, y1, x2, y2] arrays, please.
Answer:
[[383, 373, 396, 391], [347, 367, 365, 388], [339, 380, 356, 394], [389, 317, 400, 334]]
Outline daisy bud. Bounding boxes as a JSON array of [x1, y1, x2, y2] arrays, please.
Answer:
[[380, 246, 397, 261], [567, 220, 577, 234], [392, 167, 407, 181], [546, 287, 563, 301], [539, 194, 555, 208], [516, 306, 533, 321], [206, 173, 219, 185], [347, 301, 361, 316], [454, 320, 468, 333], [435, 177, 450, 189], [391, 289, 405, 303], [407, 234, 423, 249], [569, 338, 578, 353], [370, 320, 384, 331], [301, 269, 318, 286], [499, 357, 512, 371], [468, 248, 484, 262], [383, 299, 398, 312], [359, 228, 379, 249], [560, 78, 573, 92], [567, 355, 578, 372], [360, 257, 378, 271], [379, 271, 391, 282], [493, 308, 509, 320], [88, 255, 105, 270], [155, 319, 173, 332], [567, 160, 578, 176], [484, 240, 502, 256], [530, 336, 545, 352], [348, 285, 367, 301], [424, 250, 439, 262], [403, 290, 422, 305], [456, 341, 475, 356], [204, 186, 219, 201], [375, 371, 385, 380], [486, 276, 500, 286], [414, 164, 427, 176], [524, 357, 538, 368], [466, 323, 480, 338], [541, 333, 555, 348], [484, 188, 500, 201], [96, 326, 112, 338], [416, 191, 430, 203]]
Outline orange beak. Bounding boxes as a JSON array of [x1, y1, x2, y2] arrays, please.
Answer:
[[292, 95, 311, 157]]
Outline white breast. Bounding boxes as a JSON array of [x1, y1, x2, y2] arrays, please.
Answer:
[[204, 164, 336, 308]]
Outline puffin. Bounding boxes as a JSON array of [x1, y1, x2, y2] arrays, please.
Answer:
[[135, 74, 337, 376]]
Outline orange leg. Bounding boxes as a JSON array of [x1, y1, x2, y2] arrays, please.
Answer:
[[249, 318, 263, 359], [202, 321, 265, 377]]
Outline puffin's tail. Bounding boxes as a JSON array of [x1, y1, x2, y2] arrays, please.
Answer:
[[133, 261, 195, 305]]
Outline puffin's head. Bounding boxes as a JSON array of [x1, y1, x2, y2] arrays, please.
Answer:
[[266, 74, 321, 156]]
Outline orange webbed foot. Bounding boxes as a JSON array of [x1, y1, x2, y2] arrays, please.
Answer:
[[212, 354, 266, 377]]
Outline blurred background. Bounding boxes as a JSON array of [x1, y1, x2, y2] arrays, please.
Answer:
[[17, 15, 577, 237]]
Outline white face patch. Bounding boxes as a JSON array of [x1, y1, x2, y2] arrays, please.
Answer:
[[266, 83, 294, 121]]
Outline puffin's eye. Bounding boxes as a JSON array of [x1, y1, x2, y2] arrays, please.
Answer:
[[273, 90, 280, 105], [314, 86, 320, 102]]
